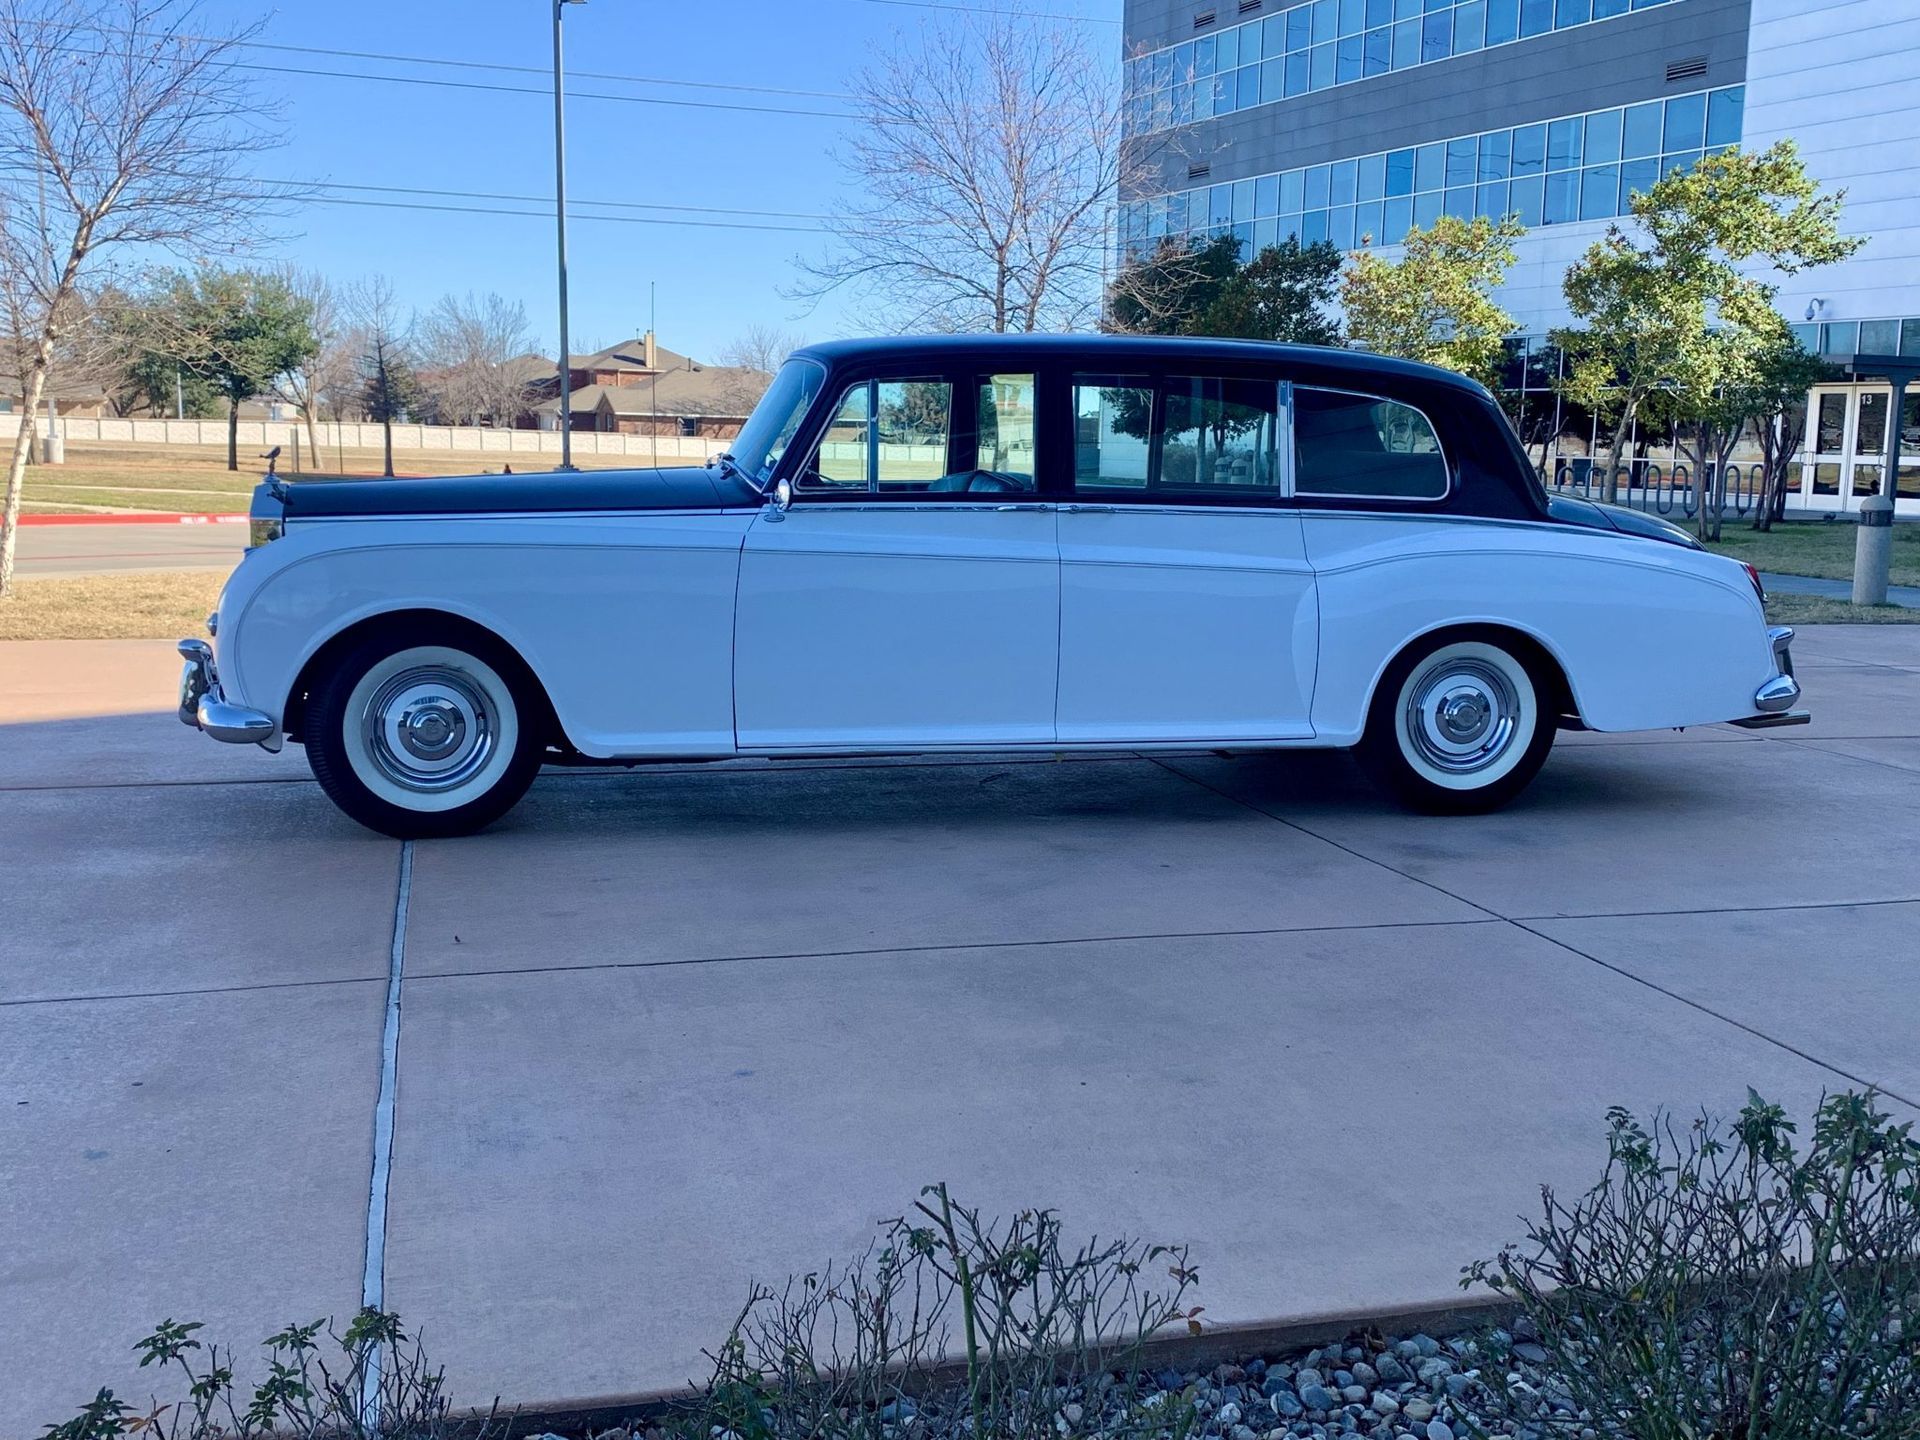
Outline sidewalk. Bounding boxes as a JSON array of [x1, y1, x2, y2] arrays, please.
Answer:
[[6, 631, 1920, 1433], [1761, 571, 1920, 608]]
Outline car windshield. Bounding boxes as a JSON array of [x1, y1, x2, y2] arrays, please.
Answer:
[[728, 358, 827, 487]]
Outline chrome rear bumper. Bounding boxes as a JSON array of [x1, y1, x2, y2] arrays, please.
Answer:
[[1728, 626, 1807, 729], [178, 639, 280, 749]]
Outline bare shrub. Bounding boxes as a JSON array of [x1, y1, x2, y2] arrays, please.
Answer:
[[1465, 1090, 1920, 1440], [676, 1183, 1204, 1440]]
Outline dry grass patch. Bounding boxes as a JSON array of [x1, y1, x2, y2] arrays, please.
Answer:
[[0, 570, 223, 640]]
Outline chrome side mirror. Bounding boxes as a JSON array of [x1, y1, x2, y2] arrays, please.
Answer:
[[765, 477, 792, 521]]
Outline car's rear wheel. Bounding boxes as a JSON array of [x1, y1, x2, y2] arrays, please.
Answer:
[[1360, 635, 1555, 814], [305, 625, 544, 838]]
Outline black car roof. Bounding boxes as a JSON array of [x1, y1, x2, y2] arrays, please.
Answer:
[[789, 333, 1492, 399]]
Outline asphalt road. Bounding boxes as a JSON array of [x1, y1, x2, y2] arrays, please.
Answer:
[[5, 627, 1919, 1432], [12, 521, 246, 578]]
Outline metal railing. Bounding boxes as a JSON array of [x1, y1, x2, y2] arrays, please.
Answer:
[[1546, 458, 1762, 520]]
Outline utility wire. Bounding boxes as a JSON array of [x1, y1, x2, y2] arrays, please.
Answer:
[[38, 16, 854, 100], [296, 194, 829, 233], [848, 0, 1120, 21], [269, 176, 916, 228]]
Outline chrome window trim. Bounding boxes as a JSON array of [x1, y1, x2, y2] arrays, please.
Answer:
[[1290, 384, 1451, 503], [797, 375, 956, 496]]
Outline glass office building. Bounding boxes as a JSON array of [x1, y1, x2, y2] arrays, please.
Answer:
[[1118, 0, 1920, 513]]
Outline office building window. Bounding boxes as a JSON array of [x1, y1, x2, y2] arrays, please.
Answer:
[[1117, 84, 1743, 259], [1124, 0, 1683, 136]]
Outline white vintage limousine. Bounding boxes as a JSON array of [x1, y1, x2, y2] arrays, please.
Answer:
[[180, 335, 1804, 837]]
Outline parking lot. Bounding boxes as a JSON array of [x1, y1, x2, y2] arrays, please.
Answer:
[[5, 627, 1919, 1434]]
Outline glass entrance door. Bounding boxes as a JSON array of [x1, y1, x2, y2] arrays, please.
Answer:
[[1801, 385, 1920, 514]]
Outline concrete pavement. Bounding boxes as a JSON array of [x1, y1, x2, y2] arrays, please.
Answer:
[[5, 630, 1920, 1433]]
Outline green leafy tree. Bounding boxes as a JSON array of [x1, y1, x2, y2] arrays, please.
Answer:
[[1202, 237, 1343, 345], [133, 267, 318, 469], [1714, 328, 1834, 532], [1340, 213, 1525, 389], [1106, 234, 1241, 336], [1553, 141, 1862, 506], [1108, 233, 1341, 344]]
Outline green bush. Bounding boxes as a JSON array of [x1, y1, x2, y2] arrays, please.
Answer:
[[1465, 1090, 1920, 1440], [41, 1309, 496, 1440]]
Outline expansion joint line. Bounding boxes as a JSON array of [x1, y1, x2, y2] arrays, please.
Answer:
[[361, 841, 414, 1430]]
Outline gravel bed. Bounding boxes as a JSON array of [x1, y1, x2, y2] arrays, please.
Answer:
[[578, 1315, 1586, 1440]]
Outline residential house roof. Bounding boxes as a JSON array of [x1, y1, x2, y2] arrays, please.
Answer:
[[535, 362, 770, 420]]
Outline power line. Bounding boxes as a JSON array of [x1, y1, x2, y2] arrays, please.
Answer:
[[291, 193, 828, 234], [273, 176, 908, 227], [213, 57, 865, 121], [43, 16, 854, 101], [848, 0, 1120, 21], [44, 41, 865, 121]]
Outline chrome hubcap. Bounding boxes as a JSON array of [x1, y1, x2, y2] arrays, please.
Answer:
[[1405, 658, 1521, 774], [362, 666, 495, 792]]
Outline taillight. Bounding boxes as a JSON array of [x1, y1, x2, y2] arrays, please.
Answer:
[[1742, 562, 1765, 602]]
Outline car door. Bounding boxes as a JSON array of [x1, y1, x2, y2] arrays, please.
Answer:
[[1055, 372, 1318, 743], [734, 370, 1060, 749]]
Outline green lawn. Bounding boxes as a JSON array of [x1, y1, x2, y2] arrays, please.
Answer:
[[1701, 519, 1920, 588]]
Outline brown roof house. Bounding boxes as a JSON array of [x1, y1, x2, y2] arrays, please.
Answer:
[[534, 334, 770, 438]]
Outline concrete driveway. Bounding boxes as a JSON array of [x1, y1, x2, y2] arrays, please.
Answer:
[[5, 628, 1919, 1434]]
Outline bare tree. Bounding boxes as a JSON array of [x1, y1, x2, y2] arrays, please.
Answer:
[[415, 291, 539, 428], [273, 267, 357, 469], [717, 324, 805, 376], [795, 15, 1133, 333], [351, 277, 420, 479], [0, 0, 287, 597]]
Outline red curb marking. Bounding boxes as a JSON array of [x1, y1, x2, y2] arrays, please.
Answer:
[[17, 512, 248, 526]]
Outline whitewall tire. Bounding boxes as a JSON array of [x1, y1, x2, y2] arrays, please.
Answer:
[[1361, 636, 1556, 814], [306, 626, 545, 838]]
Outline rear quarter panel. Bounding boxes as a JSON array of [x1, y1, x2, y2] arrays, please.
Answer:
[[1302, 513, 1775, 742], [215, 512, 752, 757]]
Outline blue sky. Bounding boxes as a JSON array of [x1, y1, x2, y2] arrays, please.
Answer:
[[186, 0, 1120, 362]]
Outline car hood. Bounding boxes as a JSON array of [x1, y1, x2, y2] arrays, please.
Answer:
[[273, 465, 760, 519], [1547, 494, 1702, 550]]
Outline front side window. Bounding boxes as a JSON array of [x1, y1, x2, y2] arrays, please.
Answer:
[[800, 378, 955, 493], [1294, 387, 1448, 499], [1072, 375, 1281, 500]]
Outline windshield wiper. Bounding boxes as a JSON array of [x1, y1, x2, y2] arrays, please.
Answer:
[[710, 451, 756, 488]]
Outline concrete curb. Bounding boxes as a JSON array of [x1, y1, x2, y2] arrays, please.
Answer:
[[457, 1293, 1521, 1435], [17, 512, 247, 526]]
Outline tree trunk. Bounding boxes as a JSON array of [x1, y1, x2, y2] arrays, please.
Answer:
[[0, 342, 54, 599], [303, 409, 322, 475], [227, 399, 240, 471], [382, 416, 395, 478], [1599, 405, 1634, 505]]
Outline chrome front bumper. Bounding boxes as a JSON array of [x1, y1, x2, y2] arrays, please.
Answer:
[[178, 639, 281, 749], [1728, 625, 1810, 729]]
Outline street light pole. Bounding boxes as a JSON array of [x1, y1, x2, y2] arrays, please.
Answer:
[[551, 0, 584, 471]]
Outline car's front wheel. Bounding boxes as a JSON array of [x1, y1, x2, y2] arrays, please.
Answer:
[[305, 625, 545, 838], [1360, 635, 1555, 814]]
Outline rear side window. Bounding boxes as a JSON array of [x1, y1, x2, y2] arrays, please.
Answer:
[[1293, 387, 1448, 500], [1071, 374, 1281, 500]]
